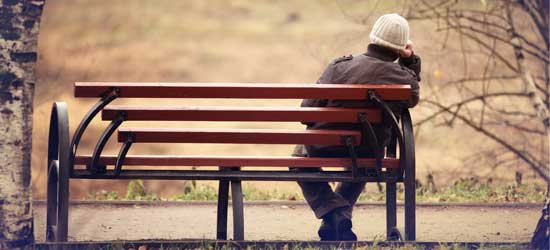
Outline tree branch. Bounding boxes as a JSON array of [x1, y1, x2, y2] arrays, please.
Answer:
[[423, 99, 550, 183]]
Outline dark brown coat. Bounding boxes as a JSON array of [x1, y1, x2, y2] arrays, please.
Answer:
[[293, 44, 421, 157]]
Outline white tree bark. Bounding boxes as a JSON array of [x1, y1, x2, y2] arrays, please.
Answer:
[[506, 4, 550, 248], [0, 0, 46, 248], [507, 4, 550, 184]]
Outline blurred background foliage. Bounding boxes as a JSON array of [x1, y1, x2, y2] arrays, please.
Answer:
[[33, 0, 547, 200]]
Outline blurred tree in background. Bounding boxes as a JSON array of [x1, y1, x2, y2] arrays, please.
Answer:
[[404, 0, 548, 247], [405, 0, 548, 184]]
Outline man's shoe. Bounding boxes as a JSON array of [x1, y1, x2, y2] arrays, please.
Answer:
[[330, 209, 357, 241], [335, 216, 357, 241], [317, 219, 336, 241]]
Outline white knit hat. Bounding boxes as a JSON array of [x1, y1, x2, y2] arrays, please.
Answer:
[[369, 13, 409, 51]]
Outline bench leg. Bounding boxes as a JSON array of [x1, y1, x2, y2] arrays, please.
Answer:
[[404, 165, 416, 241], [386, 180, 397, 240], [57, 162, 70, 242], [216, 180, 230, 240], [48, 102, 70, 243], [46, 161, 59, 242], [231, 180, 244, 241], [402, 109, 416, 241]]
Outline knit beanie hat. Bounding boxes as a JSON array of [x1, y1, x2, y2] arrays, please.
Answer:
[[369, 13, 409, 51]]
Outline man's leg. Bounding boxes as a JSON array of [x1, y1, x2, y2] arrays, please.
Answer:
[[331, 169, 367, 241], [291, 145, 357, 241], [336, 149, 376, 217], [292, 167, 357, 241], [291, 146, 351, 219], [291, 167, 351, 219], [335, 180, 368, 218]]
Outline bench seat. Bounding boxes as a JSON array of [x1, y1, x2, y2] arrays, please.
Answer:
[[72, 155, 400, 181], [102, 106, 382, 123], [74, 155, 400, 168], [118, 128, 362, 145]]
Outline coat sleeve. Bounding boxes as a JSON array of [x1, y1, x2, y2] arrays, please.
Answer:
[[398, 54, 421, 107], [398, 54, 421, 81], [301, 63, 335, 108], [300, 63, 336, 126]]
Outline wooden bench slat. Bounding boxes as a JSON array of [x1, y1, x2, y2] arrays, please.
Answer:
[[102, 106, 382, 123], [70, 170, 389, 182], [74, 155, 399, 168], [75, 82, 411, 100], [118, 128, 361, 145]]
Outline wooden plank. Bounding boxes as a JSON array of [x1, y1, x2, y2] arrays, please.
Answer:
[[74, 155, 400, 168], [118, 128, 361, 145], [102, 106, 382, 123], [74, 82, 411, 101], [70, 169, 391, 181]]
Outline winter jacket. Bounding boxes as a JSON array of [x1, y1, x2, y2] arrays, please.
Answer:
[[292, 44, 421, 157]]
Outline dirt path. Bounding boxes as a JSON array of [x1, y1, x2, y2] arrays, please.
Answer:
[[34, 201, 541, 242]]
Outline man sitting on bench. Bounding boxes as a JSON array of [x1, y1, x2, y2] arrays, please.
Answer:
[[292, 13, 421, 241]]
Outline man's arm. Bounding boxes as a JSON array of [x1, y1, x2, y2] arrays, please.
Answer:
[[300, 62, 336, 126], [398, 55, 421, 107], [398, 41, 421, 107], [301, 63, 336, 108], [398, 54, 421, 81]]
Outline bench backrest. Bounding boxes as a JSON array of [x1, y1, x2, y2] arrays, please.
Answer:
[[76, 82, 410, 145], [71, 82, 411, 169], [75, 82, 411, 100]]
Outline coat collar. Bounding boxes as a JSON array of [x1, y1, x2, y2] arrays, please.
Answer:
[[365, 44, 399, 62]]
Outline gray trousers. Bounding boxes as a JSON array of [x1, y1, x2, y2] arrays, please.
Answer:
[[292, 145, 371, 219], [293, 167, 366, 219]]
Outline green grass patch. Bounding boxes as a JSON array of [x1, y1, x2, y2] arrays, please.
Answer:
[[415, 178, 547, 203], [241, 184, 303, 201], [89, 178, 547, 203], [357, 177, 547, 203], [88, 180, 158, 201], [171, 181, 218, 201]]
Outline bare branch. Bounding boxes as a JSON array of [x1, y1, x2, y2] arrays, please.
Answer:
[[415, 92, 528, 126], [423, 99, 550, 183]]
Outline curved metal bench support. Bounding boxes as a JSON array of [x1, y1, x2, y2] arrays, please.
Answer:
[[368, 90, 411, 241], [358, 112, 382, 169], [47, 102, 70, 243], [46, 160, 58, 242], [368, 91, 406, 175], [401, 109, 416, 241], [70, 88, 119, 171], [384, 119, 399, 240], [342, 135, 360, 182], [89, 111, 126, 174], [386, 128, 398, 158], [114, 134, 134, 177]]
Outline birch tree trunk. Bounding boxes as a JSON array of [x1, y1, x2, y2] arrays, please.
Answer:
[[506, 5, 550, 250], [0, 0, 46, 249]]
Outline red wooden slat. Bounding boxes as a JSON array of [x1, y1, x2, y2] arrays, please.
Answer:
[[118, 128, 361, 145], [102, 106, 382, 123], [74, 82, 411, 101], [74, 155, 399, 169]]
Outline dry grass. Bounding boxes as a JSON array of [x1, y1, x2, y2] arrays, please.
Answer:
[[33, 0, 543, 199]]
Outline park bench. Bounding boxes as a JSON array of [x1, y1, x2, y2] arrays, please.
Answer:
[[46, 82, 416, 243]]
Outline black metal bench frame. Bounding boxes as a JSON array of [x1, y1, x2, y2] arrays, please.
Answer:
[[46, 83, 415, 243]]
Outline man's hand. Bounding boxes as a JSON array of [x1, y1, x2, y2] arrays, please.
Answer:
[[399, 40, 414, 58]]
